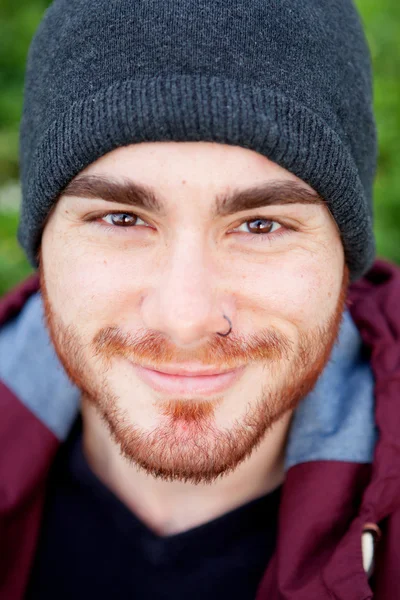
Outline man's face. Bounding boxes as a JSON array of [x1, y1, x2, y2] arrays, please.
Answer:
[[40, 141, 346, 484]]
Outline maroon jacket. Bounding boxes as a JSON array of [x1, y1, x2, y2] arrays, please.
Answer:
[[1, 259, 400, 599]]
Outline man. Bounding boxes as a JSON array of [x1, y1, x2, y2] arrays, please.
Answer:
[[1, 0, 400, 598]]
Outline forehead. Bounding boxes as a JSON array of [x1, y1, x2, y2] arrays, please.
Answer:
[[80, 141, 313, 192]]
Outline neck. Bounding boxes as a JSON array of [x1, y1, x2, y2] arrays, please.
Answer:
[[81, 399, 292, 536]]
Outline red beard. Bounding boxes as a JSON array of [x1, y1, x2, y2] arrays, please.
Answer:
[[39, 263, 348, 484]]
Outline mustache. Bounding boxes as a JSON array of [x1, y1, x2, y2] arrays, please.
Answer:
[[92, 326, 293, 369]]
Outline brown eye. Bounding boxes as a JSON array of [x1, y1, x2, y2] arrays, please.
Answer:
[[103, 213, 138, 227], [246, 219, 276, 234]]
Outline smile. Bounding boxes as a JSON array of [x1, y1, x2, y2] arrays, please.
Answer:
[[130, 363, 246, 396]]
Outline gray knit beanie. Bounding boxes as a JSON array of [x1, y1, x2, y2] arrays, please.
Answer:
[[18, 0, 377, 280]]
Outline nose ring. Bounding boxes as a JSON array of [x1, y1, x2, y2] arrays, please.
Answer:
[[217, 315, 232, 337]]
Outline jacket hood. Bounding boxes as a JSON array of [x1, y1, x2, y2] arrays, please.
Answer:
[[259, 259, 400, 599]]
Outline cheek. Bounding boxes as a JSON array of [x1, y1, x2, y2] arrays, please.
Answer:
[[280, 268, 341, 326], [239, 254, 344, 329], [42, 236, 142, 331]]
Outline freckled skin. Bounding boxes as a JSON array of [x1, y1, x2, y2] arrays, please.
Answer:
[[40, 141, 346, 486]]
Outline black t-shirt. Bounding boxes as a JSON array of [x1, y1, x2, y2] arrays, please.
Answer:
[[26, 417, 280, 600]]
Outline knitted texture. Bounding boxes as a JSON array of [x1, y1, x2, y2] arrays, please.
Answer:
[[18, 0, 377, 279]]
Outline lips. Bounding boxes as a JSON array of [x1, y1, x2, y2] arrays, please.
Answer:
[[130, 363, 246, 396], [139, 363, 238, 376]]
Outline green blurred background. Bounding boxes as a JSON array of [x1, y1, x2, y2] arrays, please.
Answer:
[[0, 0, 399, 296]]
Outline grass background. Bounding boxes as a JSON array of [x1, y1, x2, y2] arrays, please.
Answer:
[[0, 0, 399, 296]]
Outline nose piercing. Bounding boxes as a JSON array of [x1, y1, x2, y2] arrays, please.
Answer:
[[217, 315, 232, 337]]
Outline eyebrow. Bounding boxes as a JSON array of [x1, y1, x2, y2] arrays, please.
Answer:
[[62, 174, 324, 218]]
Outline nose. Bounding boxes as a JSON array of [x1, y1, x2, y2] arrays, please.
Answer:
[[140, 237, 233, 346]]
